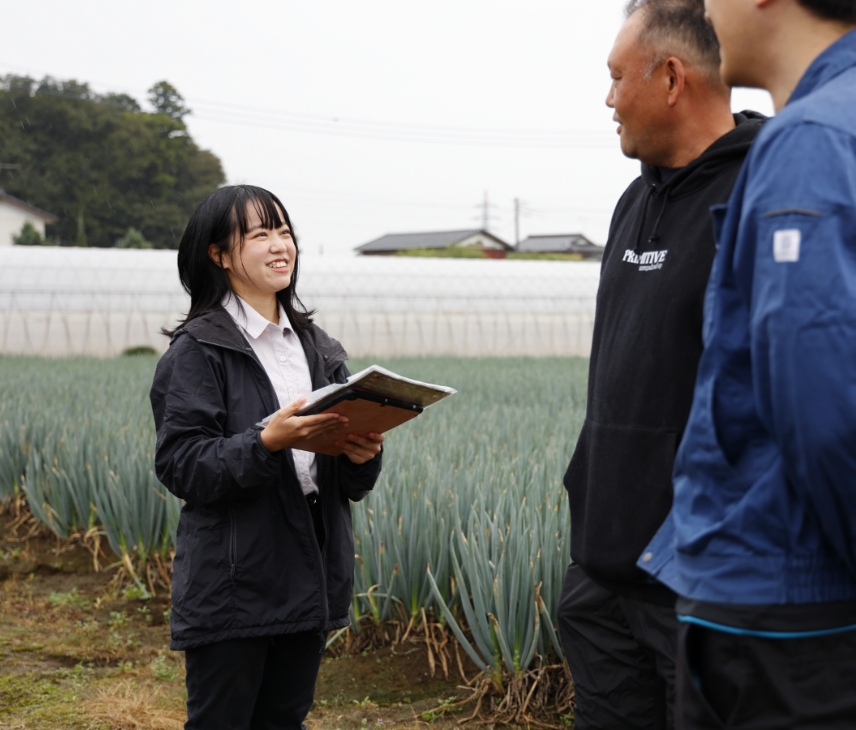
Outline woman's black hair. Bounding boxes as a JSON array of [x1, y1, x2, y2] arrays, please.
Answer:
[[163, 185, 315, 337]]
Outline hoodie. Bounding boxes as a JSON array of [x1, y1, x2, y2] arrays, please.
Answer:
[[564, 112, 765, 605]]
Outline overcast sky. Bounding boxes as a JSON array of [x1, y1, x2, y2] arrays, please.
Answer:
[[2, 1, 774, 255]]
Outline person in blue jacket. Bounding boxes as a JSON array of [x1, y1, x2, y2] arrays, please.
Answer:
[[638, 0, 856, 726]]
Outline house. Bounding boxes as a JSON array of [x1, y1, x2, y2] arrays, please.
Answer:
[[0, 190, 58, 246], [356, 229, 513, 258], [517, 233, 603, 260]]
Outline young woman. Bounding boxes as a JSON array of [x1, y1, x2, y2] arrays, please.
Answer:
[[150, 185, 384, 730]]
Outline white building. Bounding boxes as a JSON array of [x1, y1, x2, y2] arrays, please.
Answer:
[[0, 190, 58, 246]]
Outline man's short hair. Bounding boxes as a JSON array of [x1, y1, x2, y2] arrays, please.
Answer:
[[625, 0, 723, 82], [797, 0, 856, 23]]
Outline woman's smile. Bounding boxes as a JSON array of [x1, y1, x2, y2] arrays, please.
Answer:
[[266, 258, 291, 274]]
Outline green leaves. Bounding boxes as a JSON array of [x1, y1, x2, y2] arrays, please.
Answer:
[[0, 75, 224, 248], [0, 354, 588, 680], [12, 221, 47, 246], [348, 357, 585, 677], [0, 354, 178, 558]]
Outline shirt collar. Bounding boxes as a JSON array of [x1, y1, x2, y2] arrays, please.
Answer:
[[221, 293, 292, 340], [790, 28, 856, 106]]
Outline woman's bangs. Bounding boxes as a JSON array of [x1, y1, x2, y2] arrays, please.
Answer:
[[233, 188, 287, 240]]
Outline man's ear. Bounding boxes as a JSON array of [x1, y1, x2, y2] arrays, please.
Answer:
[[208, 244, 225, 268], [665, 56, 686, 107]]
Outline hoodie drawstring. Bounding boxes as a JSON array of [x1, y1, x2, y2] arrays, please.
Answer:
[[633, 188, 653, 255], [647, 188, 671, 248], [634, 185, 671, 255]]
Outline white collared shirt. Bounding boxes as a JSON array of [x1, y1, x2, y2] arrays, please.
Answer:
[[222, 294, 318, 495]]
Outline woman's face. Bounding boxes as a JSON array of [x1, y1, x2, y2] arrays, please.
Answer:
[[212, 202, 297, 301]]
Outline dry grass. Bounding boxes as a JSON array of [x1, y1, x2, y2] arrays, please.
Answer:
[[84, 681, 186, 730], [0, 508, 573, 730]]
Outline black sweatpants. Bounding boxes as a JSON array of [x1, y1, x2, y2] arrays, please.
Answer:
[[184, 630, 325, 730], [558, 564, 677, 730], [678, 621, 856, 729]]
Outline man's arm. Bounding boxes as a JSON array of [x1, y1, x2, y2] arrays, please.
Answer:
[[743, 122, 856, 576]]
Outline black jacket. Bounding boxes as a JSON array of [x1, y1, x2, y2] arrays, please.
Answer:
[[150, 307, 382, 650], [564, 112, 765, 605]]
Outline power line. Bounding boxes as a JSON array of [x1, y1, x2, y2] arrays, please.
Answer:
[[0, 62, 617, 150], [191, 109, 617, 149]]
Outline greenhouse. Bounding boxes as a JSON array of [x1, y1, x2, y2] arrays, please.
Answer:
[[0, 247, 600, 357]]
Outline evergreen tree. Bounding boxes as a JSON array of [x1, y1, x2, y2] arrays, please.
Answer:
[[12, 221, 46, 246], [115, 227, 152, 248], [0, 76, 225, 248], [148, 81, 190, 120]]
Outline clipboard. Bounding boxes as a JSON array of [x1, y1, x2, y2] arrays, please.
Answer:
[[257, 364, 456, 457], [289, 389, 424, 456]]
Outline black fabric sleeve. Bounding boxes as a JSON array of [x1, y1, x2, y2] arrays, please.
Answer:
[[337, 449, 383, 502], [150, 336, 283, 505]]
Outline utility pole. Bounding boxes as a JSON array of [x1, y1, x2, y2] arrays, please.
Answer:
[[514, 198, 520, 247], [482, 190, 490, 231]]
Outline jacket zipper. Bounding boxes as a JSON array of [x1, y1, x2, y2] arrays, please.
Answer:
[[198, 333, 335, 632], [228, 504, 237, 582]]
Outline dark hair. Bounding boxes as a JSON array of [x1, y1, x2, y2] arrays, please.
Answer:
[[163, 185, 314, 337], [797, 0, 856, 22], [625, 0, 723, 81]]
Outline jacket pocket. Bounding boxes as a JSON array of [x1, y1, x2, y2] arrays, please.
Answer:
[[171, 506, 235, 639], [171, 515, 193, 610], [568, 419, 678, 583], [678, 623, 728, 728]]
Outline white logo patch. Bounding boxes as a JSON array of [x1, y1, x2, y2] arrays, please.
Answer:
[[622, 249, 668, 271], [773, 229, 801, 263]]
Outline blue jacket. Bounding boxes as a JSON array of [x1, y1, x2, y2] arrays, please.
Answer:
[[640, 30, 856, 605]]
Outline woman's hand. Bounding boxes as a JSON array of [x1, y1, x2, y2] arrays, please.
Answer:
[[336, 432, 385, 465], [260, 398, 347, 452]]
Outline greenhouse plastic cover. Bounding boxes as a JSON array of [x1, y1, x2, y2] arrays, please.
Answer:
[[0, 246, 600, 315]]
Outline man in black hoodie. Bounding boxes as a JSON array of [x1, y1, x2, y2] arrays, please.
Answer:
[[556, 2, 764, 728]]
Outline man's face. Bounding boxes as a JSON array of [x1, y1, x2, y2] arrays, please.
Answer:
[[704, 0, 759, 88], [606, 11, 673, 164]]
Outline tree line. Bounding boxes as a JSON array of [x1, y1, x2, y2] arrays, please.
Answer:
[[0, 76, 225, 248]]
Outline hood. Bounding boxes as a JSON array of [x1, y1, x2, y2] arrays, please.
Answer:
[[178, 306, 249, 352], [176, 306, 348, 382], [631, 110, 766, 254], [640, 111, 767, 199]]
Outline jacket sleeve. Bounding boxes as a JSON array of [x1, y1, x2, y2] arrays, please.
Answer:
[[328, 360, 383, 502], [150, 335, 283, 505], [742, 123, 856, 577], [337, 450, 383, 502]]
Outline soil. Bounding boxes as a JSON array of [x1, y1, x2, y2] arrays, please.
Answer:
[[0, 514, 510, 730]]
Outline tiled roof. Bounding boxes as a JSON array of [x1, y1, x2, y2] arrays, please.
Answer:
[[518, 234, 601, 254], [0, 190, 59, 222], [356, 229, 510, 252]]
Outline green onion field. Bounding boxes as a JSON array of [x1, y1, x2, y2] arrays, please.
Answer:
[[0, 355, 587, 701]]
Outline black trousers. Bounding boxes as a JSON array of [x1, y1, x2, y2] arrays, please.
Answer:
[[677, 621, 856, 729], [184, 630, 325, 730], [558, 563, 678, 730]]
